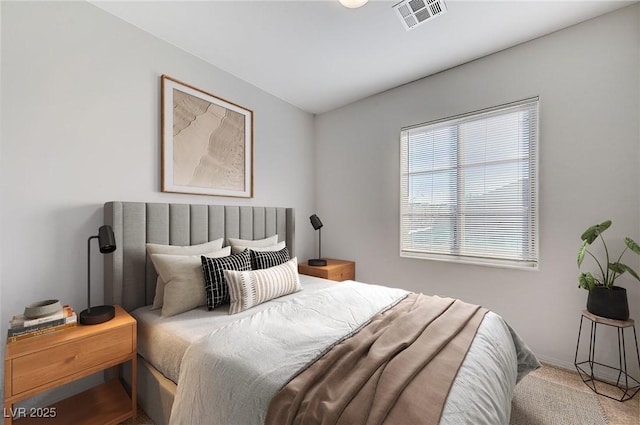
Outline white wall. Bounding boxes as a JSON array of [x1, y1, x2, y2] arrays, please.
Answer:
[[315, 5, 640, 373], [1, 1, 316, 405]]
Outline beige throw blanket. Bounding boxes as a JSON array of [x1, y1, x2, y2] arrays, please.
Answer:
[[265, 293, 488, 425]]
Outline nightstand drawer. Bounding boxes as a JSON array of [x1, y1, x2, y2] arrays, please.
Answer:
[[11, 326, 133, 395]]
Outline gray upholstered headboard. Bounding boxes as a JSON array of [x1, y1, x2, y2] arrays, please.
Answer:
[[103, 202, 295, 312]]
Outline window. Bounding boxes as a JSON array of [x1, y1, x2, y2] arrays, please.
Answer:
[[400, 98, 539, 269]]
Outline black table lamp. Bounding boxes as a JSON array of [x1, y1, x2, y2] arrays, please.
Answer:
[[309, 214, 327, 266], [80, 225, 117, 325]]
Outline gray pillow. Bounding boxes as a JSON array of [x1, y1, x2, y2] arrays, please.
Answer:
[[150, 247, 230, 317], [146, 239, 224, 309]]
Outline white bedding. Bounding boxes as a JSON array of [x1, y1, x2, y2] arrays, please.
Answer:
[[132, 275, 336, 383], [134, 277, 539, 425]]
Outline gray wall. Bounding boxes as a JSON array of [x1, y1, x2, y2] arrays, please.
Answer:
[[315, 4, 640, 372], [1, 0, 316, 405]]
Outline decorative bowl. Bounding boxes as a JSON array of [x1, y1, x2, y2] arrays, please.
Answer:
[[24, 299, 62, 319]]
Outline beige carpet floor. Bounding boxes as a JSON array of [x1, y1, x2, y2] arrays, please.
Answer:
[[512, 372, 608, 424], [121, 364, 639, 425], [527, 363, 640, 425]]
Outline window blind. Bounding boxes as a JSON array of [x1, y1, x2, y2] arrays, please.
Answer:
[[400, 98, 539, 269]]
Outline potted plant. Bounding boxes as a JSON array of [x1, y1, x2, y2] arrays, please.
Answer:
[[577, 220, 640, 320]]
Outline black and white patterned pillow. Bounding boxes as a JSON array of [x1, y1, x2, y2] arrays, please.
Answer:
[[250, 246, 290, 270], [201, 249, 251, 310]]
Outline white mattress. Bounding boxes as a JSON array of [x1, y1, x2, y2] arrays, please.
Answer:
[[132, 274, 336, 384]]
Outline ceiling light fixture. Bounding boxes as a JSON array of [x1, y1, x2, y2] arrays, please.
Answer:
[[339, 0, 369, 9]]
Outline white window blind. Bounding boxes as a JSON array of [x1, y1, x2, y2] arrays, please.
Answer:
[[400, 98, 539, 269]]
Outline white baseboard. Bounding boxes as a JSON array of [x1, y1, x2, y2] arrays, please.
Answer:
[[535, 355, 575, 371]]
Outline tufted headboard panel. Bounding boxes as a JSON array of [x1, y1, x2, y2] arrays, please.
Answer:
[[103, 201, 295, 311]]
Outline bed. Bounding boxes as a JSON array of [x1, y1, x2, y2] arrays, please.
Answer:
[[103, 201, 539, 425]]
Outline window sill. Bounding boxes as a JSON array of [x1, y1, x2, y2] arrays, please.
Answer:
[[400, 251, 538, 271]]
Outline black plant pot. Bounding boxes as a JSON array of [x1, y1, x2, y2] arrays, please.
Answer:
[[587, 286, 629, 321]]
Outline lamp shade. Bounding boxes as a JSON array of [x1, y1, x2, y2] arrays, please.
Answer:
[[310, 214, 323, 230], [98, 225, 116, 253]]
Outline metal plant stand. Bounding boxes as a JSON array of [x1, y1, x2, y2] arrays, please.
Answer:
[[574, 310, 640, 402]]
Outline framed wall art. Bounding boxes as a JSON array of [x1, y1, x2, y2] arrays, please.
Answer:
[[161, 75, 253, 197]]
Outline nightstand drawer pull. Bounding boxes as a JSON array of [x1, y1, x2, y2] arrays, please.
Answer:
[[11, 326, 133, 395]]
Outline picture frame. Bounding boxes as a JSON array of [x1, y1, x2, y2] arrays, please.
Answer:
[[161, 75, 253, 197]]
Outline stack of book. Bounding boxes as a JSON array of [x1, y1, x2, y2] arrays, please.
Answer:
[[7, 305, 77, 343]]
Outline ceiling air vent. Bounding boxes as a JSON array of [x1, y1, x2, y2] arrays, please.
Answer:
[[393, 0, 447, 31]]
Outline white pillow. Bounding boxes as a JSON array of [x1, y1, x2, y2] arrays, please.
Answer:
[[146, 239, 224, 255], [231, 241, 286, 255], [224, 257, 301, 315], [146, 239, 224, 309], [150, 247, 231, 317], [228, 235, 278, 254]]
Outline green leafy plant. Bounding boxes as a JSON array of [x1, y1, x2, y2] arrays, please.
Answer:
[[577, 220, 640, 290]]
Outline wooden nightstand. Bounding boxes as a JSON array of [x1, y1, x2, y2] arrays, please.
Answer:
[[4, 305, 137, 425], [298, 258, 356, 282]]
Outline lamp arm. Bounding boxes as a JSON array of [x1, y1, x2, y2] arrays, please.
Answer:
[[319, 228, 322, 259], [87, 235, 98, 313]]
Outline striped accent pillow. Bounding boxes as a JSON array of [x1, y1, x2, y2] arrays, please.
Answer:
[[250, 246, 290, 270], [225, 257, 301, 314], [201, 249, 252, 310]]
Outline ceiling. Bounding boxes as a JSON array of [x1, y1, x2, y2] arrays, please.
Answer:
[[91, 0, 635, 114]]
